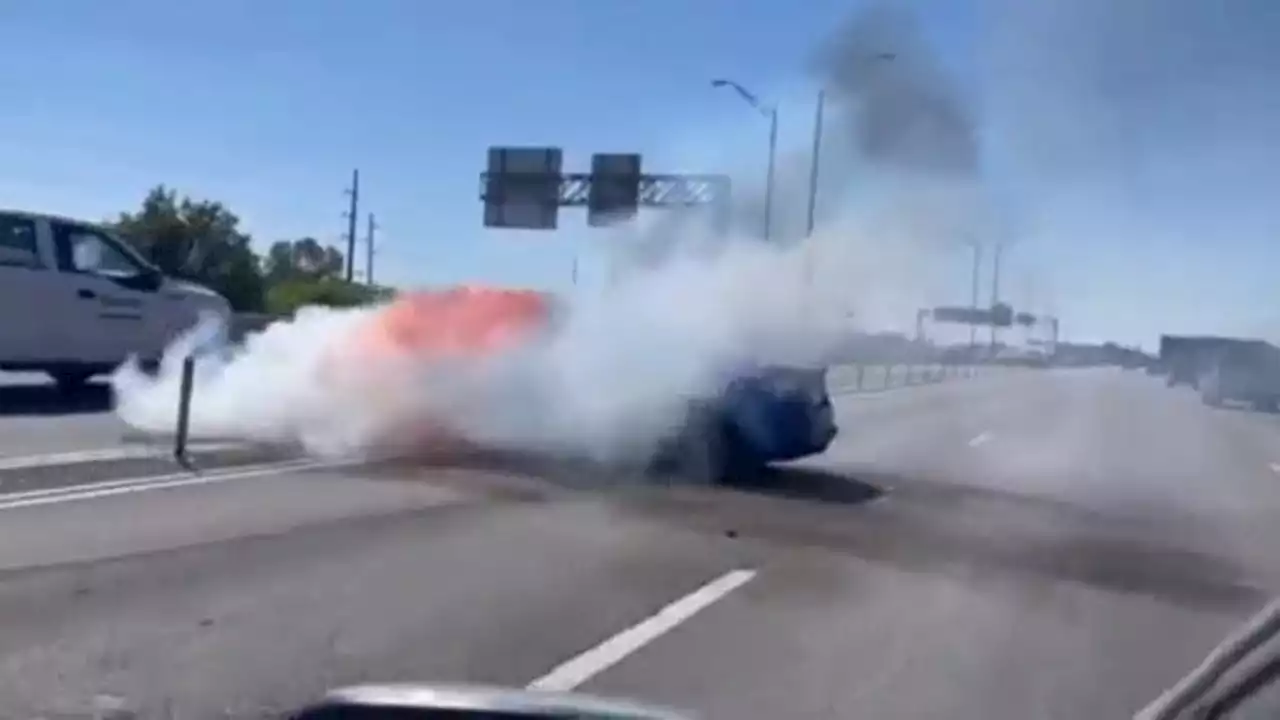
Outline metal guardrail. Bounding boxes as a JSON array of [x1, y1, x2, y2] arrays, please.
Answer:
[[826, 362, 1006, 395]]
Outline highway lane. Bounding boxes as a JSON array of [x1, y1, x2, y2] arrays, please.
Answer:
[[0, 369, 1276, 718], [0, 373, 302, 493], [0, 374, 127, 457], [593, 369, 1280, 718]]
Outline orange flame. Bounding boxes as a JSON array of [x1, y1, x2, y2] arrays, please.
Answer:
[[319, 286, 555, 454], [348, 286, 553, 363]]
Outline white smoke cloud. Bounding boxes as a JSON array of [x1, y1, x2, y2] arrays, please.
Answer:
[[112, 229, 864, 462]]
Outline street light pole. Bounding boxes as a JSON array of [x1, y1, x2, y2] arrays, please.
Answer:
[[804, 89, 825, 239], [967, 240, 982, 349], [800, 90, 825, 292], [711, 79, 777, 242], [764, 106, 778, 242], [805, 53, 892, 238]]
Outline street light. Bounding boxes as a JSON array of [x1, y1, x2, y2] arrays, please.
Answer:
[[802, 52, 895, 292], [805, 52, 895, 239], [963, 237, 983, 349], [989, 241, 1005, 349], [711, 78, 778, 242]]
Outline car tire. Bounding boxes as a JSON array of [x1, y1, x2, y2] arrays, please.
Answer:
[[648, 407, 744, 486], [137, 357, 162, 376], [676, 419, 729, 485]]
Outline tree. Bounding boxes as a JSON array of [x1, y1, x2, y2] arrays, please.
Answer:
[[265, 277, 391, 317], [263, 237, 345, 285], [112, 186, 267, 312], [113, 186, 395, 317]]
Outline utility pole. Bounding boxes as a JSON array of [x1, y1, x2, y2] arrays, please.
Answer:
[[343, 169, 360, 282], [364, 212, 378, 286]]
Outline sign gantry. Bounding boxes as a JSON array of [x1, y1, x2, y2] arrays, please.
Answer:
[[480, 146, 730, 231]]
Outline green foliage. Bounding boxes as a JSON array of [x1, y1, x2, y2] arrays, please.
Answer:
[[266, 278, 394, 317], [111, 185, 391, 314]]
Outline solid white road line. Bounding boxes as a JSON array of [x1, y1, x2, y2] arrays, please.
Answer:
[[0, 458, 314, 502], [967, 431, 993, 448], [0, 458, 361, 511], [527, 569, 757, 692], [0, 443, 245, 471]]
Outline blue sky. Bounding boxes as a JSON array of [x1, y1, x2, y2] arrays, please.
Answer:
[[1, 0, 1277, 349]]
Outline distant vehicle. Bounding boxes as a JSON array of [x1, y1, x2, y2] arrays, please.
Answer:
[[1158, 335, 1258, 390], [1160, 335, 1205, 388], [1199, 340, 1280, 411], [0, 210, 231, 390]]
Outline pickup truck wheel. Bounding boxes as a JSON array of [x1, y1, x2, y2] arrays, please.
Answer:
[[49, 370, 95, 393], [137, 357, 162, 376]]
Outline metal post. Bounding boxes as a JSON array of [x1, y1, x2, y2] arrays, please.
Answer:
[[763, 107, 778, 242], [174, 355, 195, 468]]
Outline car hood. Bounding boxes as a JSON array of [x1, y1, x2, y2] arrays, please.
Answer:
[[164, 278, 223, 299]]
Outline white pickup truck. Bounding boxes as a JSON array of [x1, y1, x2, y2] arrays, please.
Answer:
[[0, 209, 232, 390]]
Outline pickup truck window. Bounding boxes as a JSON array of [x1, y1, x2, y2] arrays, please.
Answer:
[[52, 222, 146, 279], [0, 214, 41, 268]]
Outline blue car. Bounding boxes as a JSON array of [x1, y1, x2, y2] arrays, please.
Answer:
[[653, 364, 838, 482]]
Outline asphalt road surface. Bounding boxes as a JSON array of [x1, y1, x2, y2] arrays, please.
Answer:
[[0, 372, 297, 488], [0, 368, 1277, 718]]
